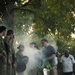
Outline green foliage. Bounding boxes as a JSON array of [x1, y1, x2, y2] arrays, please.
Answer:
[[35, 61, 52, 75], [0, 0, 75, 38], [1, 0, 75, 56], [35, 67, 43, 72], [32, 0, 75, 38], [35, 67, 43, 75], [43, 61, 52, 70]]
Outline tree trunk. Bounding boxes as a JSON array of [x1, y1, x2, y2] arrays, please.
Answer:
[[3, 2, 14, 29]]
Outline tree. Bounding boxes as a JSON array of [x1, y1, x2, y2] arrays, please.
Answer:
[[0, 0, 41, 29], [33, 0, 75, 38], [1, 0, 75, 54]]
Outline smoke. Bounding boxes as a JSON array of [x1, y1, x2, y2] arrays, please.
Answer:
[[15, 33, 43, 75], [14, 14, 58, 75], [22, 41, 43, 75], [14, 13, 43, 75], [15, 32, 58, 75]]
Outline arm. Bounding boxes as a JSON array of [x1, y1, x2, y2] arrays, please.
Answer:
[[71, 55, 75, 75], [0, 38, 7, 64], [59, 56, 63, 74], [47, 54, 55, 60]]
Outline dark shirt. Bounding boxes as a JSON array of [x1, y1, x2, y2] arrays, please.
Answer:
[[43, 45, 56, 67]]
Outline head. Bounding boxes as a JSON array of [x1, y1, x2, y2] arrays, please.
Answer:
[[17, 44, 24, 52], [30, 42, 35, 48], [7, 29, 14, 43], [0, 26, 7, 36], [7, 29, 14, 38], [41, 39, 48, 47], [30, 42, 39, 49], [64, 49, 70, 57]]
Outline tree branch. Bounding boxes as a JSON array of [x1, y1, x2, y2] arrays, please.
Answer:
[[21, 0, 32, 7], [13, 8, 35, 14], [11, 0, 35, 13]]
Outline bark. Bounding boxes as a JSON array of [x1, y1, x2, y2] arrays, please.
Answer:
[[6, 2, 14, 29]]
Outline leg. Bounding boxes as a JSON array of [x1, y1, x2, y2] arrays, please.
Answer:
[[63, 72, 68, 75], [68, 72, 72, 75], [50, 66, 58, 75], [63, 72, 72, 75]]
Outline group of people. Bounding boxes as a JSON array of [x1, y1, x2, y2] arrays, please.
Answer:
[[0, 26, 16, 75], [15, 38, 75, 75], [41, 39, 75, 75], [0, 25, 75, 75]]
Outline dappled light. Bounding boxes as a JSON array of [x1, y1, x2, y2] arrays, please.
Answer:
[[0, 0, 75, 75]]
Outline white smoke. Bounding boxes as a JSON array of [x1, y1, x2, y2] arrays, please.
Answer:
[[15, 34, 43, 75], [22, 43, 43, 75], [15, 28, 58, 75]]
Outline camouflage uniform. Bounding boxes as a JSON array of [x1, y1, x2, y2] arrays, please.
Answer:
[[16, 50, 24, 75], [16, 50, 24, 63], [11, 45, 16, 75], [0, 36, 7, 75], [4, 37, 12, 75]]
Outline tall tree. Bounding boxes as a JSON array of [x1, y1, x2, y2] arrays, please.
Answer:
[[0, 0, 41, 29]]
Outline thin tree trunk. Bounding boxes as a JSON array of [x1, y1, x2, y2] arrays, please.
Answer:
[[6, 2, 14, 29]]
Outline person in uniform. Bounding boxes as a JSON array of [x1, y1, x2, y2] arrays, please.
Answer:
[[9, 33, 16, 75], [0, 26, 7, 75], [4, 29, 14, 75], [16, 44, 25, 75]]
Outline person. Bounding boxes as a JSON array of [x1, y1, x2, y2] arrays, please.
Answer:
[[5, 30, 16, 75], [60, 49, 75, 75], [41, 39, 57, 75], [0, 26, 7, 75], [16, 44, 25, 75], [30, 42, 43, 66], [10, 34, 16, 75], [30, 42, 39, 50], [16, 44, 25, 63], [28, 42, 43, 75], [4, 29, 14, 75]]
